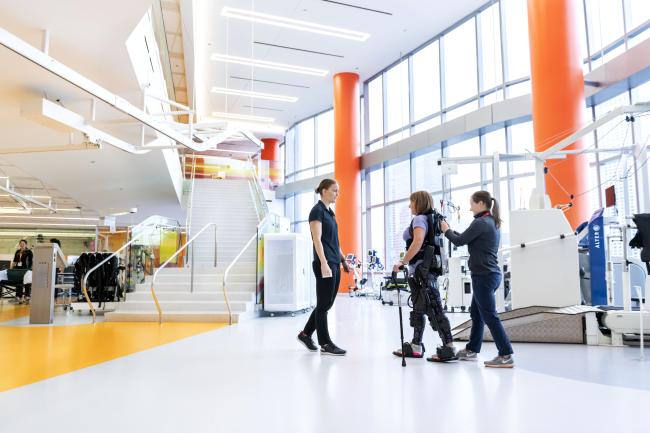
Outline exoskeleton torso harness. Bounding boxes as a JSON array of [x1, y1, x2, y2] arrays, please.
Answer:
[[404, 210, 454, 358]]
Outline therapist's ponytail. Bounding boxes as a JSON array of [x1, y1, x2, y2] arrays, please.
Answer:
[[471, 190, 502, 229]]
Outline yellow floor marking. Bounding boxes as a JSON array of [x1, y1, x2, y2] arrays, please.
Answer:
[[0, 304, 30, 322], [0, 322, 226, 392]]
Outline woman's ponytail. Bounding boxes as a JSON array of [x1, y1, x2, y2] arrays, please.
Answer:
[[471, 190, 502, 228], [490, 197, 502, 229]]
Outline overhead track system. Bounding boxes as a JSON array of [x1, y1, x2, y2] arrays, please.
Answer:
[[0, 26, 263, 154]]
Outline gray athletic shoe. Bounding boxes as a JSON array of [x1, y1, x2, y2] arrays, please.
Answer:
[[484, 355, 514, 368], [456, 349, 478, 361]]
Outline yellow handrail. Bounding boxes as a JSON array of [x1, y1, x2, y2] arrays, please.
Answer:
[[150, 222, 218, 323], [81, 218, 178, 323]]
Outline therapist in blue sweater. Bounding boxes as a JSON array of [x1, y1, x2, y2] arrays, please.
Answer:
[[440, 190, 514, 368]]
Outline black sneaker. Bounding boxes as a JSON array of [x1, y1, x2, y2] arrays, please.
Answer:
[[297, 331, 318, 352], [320, 343, 346, 356]]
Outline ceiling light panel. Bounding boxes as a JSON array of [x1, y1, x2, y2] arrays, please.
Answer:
[[210, 87, 298, 103], [221, 7, 370, 42], [211, 112, 275, 123], [211, 53, 328, 77]]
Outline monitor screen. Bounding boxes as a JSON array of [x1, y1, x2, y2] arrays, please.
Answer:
[[605, 185, 616, 208]]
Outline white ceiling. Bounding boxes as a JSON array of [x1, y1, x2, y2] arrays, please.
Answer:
[[0, 0, 185, 221], [0, 0, 486, 223], [195, 0, 487, 129]]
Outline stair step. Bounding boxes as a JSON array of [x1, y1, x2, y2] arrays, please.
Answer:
[[104, 311, 246, 323], [145, 273, 256, 283], [137, 281, 255, 291], [115, 300, 251, 312], [126, 291, 255, 302]]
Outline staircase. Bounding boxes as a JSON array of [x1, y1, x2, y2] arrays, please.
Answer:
[[105, 178, 261, 323]]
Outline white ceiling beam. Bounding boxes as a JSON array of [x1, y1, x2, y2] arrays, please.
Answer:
[[0, 26, 262, 153]]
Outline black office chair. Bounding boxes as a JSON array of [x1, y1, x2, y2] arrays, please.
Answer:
[[0, 268, 30, 303]]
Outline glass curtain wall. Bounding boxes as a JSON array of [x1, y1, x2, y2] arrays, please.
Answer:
[[360, 0, 649, 265]]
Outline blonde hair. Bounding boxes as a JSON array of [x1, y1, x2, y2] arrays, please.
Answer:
[[409, 191, 433, 215]]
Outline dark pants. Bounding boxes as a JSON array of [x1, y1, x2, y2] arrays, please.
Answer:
[[467, 272, 513, 356], [16, 284, 31, 299], [303, 262, 341, 345], [411, 274, 453, 346]]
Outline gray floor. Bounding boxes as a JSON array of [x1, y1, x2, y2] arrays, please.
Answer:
[[1, 296, 649, 433]]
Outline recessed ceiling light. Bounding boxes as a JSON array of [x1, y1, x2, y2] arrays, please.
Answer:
[[210, 87, 298, 103], [211, 53, 328, 77], [221, 7, 370, 42], [211, 112, 275, 123]]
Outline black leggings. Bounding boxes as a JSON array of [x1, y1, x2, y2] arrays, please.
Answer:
[[303, 262, 341, 345], [409, 273, 453, 346]]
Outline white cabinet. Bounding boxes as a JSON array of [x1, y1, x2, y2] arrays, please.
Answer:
[[263, 233, 315, 312]]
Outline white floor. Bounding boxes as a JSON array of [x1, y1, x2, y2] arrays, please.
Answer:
[[1, 296, 649, 433]]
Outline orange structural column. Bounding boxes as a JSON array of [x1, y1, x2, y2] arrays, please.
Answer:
[[261, 138, 279, 161], [528, 0, 590, 229], [261, 138, 281, 187], [333, 72, 361, 292]]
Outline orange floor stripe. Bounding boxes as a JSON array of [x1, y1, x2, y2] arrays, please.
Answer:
[[0, 304, 30, 322], [0, 322, 226, 392]]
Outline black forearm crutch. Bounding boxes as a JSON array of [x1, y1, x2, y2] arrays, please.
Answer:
[[393, 267, 407, 367]]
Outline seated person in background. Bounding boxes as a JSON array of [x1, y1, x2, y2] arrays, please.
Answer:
[[11, 239, 32, 269]]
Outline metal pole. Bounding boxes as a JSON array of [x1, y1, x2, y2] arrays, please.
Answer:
[[214, 225, 218, 268], [493, 152, 505, 312], [190, 242, 195, 293]]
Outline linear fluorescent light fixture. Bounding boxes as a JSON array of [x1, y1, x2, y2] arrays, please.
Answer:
[[211, 53, 328, 77], [221, 7, 370, 41], [211, 87, 298, 103], [211, 112, 275, 123]]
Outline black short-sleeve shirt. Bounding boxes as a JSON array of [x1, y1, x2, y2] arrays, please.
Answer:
[[309, 200, 341, 265]]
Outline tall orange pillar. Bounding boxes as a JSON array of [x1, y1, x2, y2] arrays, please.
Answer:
[[333, 73, 361, 291], [261, 138, 280, 187], [528, 0, 590, 229], [261, 138, 279, 161]]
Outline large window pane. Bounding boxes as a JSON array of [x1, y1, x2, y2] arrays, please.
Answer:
[[509, 122, 535, 175], [595, 92, 631, 151], [443, 18, 478, 107], [447, 137, 481, 187], [413, 116, 441, 134], [446, 99, 478, 121], [296, 118, 315, 172], [368, 76, 384, 142], [512, 175, 536, 210], [412, 147, 442, 193], [479, 4, 503, 92], [295, 191, 315, 221], [483, 129, 508, 183], [285, 195, 295, 222], [412, 41, 441, 121], [385, 60, 410, 133], [385, 201, 412, 266], [506, 80, 531, 98], [369, 206, 385, 265], [585, 0, 625, 66], [368, 167, 384, 206], [625, 0, 650, 47], [315, 110, 334, 165], [502, 0, 531, 81], [385, 157, 410, 201]]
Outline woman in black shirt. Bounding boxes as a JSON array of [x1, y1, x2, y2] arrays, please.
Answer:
[[297, 179, 350, 356], [441, 191, 514, 368], [11, 239, 33, 269]]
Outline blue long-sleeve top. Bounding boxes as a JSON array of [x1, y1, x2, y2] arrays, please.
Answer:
[[445, 211, 501, 275]]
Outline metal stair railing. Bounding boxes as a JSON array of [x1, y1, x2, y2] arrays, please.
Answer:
[[150, 222, 218, 323], [81, 215, 180, 323]]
